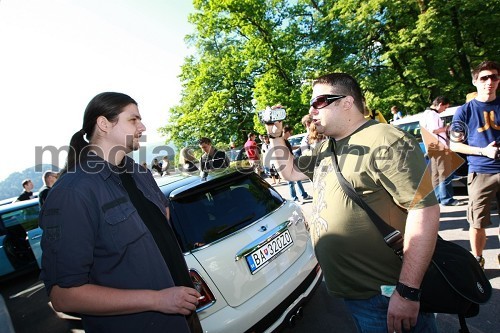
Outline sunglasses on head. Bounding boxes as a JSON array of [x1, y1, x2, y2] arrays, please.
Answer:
[[310, 94, 346, 109], [478, 74, 500, 82]]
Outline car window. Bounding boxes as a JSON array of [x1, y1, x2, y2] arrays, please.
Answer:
[[0, 204, 39, 236], [170, 174, 284, 252], [395, 121, 422, 142], [288, 135, 304, 146]]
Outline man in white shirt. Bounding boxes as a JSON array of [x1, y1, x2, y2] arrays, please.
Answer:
[[420, 96, 463, 206]]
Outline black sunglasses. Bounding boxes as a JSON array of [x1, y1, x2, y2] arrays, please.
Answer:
[[310, 94, 346, 109], [478, 74, 500, 82]]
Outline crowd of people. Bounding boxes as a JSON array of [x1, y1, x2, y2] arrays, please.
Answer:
[[20, 59, 497, 333]]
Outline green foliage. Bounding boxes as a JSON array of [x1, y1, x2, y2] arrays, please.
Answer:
[[160, 0, 500, 144]]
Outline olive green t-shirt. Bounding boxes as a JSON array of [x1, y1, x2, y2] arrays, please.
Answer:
[[297, 120, 437, 299]]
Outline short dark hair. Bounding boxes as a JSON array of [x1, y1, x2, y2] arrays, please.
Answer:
[[432, 96, 450, 106], [198, 137, 212, 145], [22, 179, 31, 186], [472, 60, 500, 80], [283, 125, 293, 134], [247, 133, 255, 139], [313, 73, 364, 113]]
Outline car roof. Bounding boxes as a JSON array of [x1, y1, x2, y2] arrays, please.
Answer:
[[288, 133, 306, 140], [391, 105, 459, 126], [0, 198, 39, 214], [156, 167, 254, 200]]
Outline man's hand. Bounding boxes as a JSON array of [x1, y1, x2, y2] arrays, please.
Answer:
[[265, 120, 283, 138], [154, 286, 201, 315], [387, 291, 420, 333], [481, 141, 499, 159], [264, 104, 285, 137]]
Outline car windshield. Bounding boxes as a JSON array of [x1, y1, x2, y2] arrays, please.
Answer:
[[396, 122, 422, 142], [170, 173, 284, 252]]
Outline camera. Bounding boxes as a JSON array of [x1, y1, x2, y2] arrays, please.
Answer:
[[258, 107, 286, 124]]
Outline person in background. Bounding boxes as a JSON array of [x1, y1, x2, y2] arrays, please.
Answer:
[[15, 179, 34, 202], [261, 135, 280, 185], [307, 123, 326, 151], [198, 137, 230, 171], [450, 60, 500, 269], [179, 147, 199, 173], [244, 132, 261, 173], [141, 161, 148, 170], [390, 105, 403, 122], [283, 125, 312, 203], [39, 92, 202, 333], [420, 96, 464, 206], [261, 134, 271, 176], [161, 155, 170, 176], [267, 73, 439, 333], [363, 97, 387, 123], [38, 171, 58, 207], [151, 158, 162, 175], [299, 114, 313, 155]]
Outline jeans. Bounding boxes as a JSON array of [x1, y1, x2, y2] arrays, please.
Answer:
[[429, 152, 455, 204], [288, 180, 308, 201], [344, 295, 438, 333], [434, 173, 455, 205]]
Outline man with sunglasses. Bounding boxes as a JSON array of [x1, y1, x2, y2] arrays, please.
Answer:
[[266, 73, 440, 333], [450, 60, 500, 270]]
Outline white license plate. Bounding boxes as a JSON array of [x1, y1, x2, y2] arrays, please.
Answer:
[[245, 229, 293, 274]]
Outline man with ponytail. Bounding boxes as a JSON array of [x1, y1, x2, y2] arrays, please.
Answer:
[[39, 92, 202, 333]]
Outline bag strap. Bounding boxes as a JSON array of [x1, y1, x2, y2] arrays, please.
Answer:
[[329, 139, 404, 258]]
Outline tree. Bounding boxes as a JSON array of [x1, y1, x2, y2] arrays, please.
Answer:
[[160, 0, 500, 145]]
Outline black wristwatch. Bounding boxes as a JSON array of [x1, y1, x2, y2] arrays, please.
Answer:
[[396, 282, 421, 302]]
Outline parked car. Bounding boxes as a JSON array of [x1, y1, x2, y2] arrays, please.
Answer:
[[158, 168, 322, 332], [287, 133, 306, 153], [2, 167, 322, 332], [392, 106, 468, 185], [0, 198, 42, 279]]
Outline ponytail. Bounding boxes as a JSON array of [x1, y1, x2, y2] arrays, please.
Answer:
[[61, 129, 88, 174]]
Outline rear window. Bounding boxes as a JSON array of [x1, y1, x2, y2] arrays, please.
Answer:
[[170, 174, 284, 252]]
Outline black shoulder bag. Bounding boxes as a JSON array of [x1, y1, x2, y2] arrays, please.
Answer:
[[330, 141, 491, 333]]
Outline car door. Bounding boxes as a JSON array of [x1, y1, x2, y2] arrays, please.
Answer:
[[0, 201, 39, 277]]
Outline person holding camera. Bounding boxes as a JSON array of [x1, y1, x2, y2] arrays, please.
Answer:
[[266, 73, 440, 333], [450, 60, 500, 270]]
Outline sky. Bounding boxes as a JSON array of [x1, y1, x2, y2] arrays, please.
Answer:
[[0, 0, 194, 181]]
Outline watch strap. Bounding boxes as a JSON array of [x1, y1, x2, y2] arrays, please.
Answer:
[[396, 281, 421, 302]]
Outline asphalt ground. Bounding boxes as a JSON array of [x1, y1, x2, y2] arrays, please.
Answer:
[[271, 178, 499, 333]]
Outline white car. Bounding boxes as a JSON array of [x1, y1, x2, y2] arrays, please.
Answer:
[[157, 168, 322, 332], [287, 133, 307, 155]]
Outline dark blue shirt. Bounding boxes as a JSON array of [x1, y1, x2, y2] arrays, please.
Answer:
[[40, 154, 191, 333], [452, 97, 500, 174]]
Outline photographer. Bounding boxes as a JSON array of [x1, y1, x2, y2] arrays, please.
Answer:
[[266, 73, 439, 333]]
